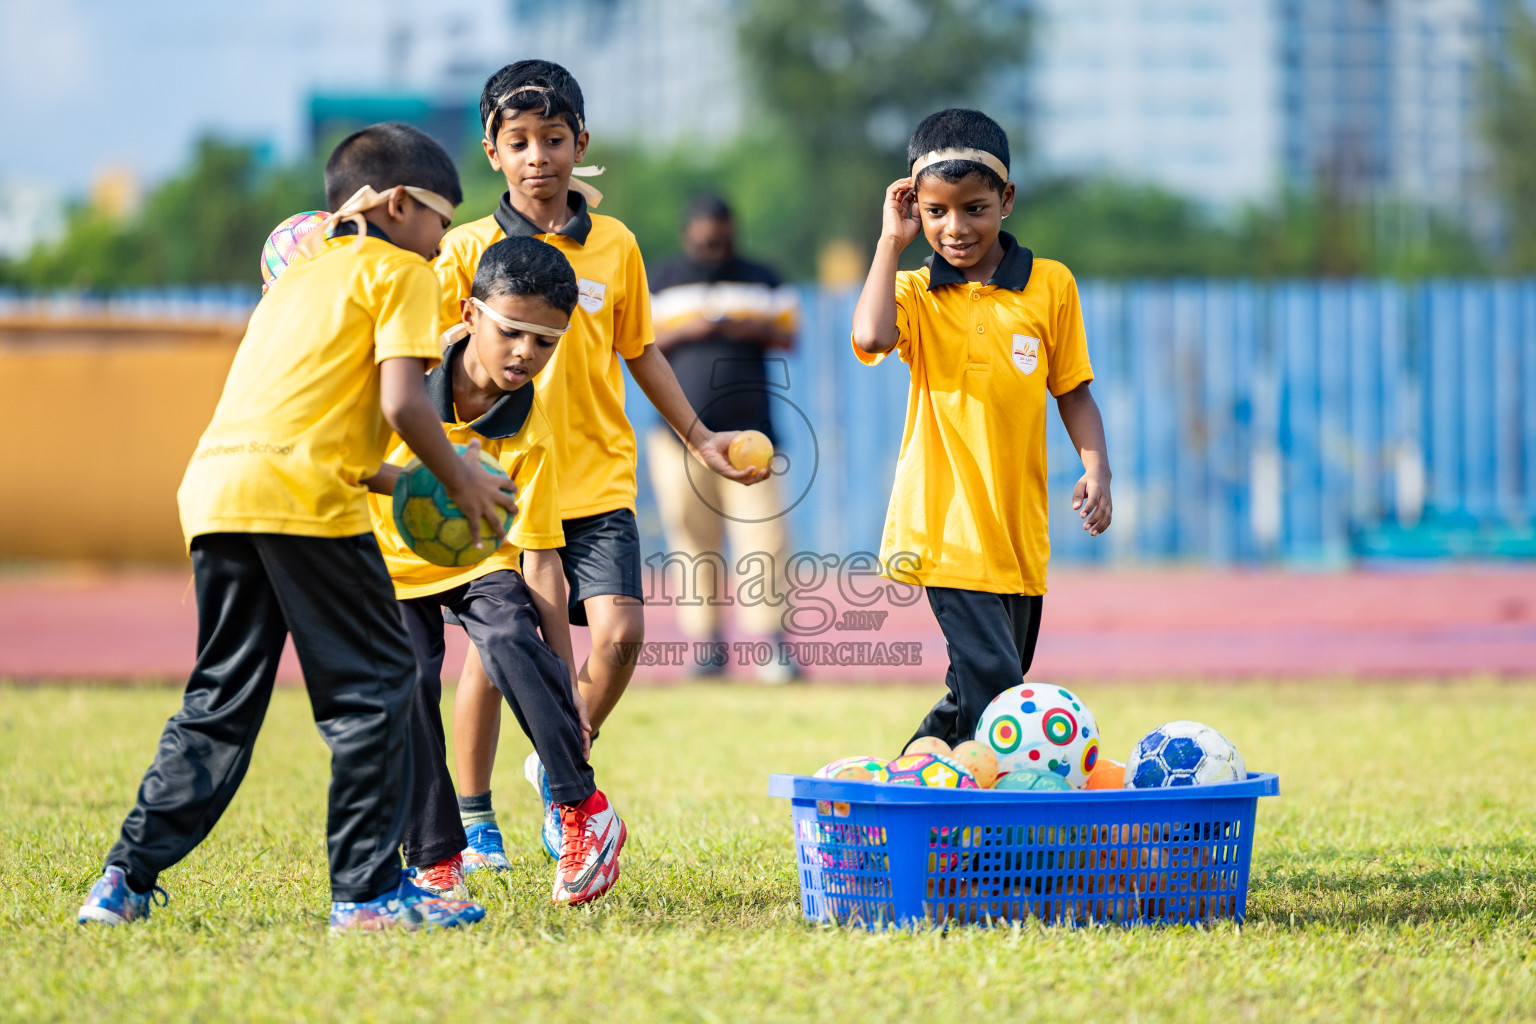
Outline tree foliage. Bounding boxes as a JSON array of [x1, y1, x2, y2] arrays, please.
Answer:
[[0, 139, 322, 291], [735, 0, 1031, 247]]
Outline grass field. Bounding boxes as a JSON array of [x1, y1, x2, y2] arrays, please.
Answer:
[[1, 680, 1533, 1023]]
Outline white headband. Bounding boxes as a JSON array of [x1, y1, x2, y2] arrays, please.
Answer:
[[910, 147, 1010, 183], [439, 297, 571, 349], [297, 185, 456, 257], [484, 86, 605, 207]]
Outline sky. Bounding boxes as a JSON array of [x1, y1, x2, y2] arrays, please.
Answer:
[[0, 0, 475, 195]]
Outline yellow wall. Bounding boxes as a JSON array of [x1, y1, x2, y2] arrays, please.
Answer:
[[0, 318, 243, 561]]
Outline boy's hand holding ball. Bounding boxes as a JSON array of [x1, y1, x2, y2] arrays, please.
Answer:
[[694, 429, 772, 484]]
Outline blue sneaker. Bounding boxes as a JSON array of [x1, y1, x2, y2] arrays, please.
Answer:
[[461, 822, 511, 873], [330, 871, 486, 933], [525, 751, 560, 859], [77, 866, 167, 926]]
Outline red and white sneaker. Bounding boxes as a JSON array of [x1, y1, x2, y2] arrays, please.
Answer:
[[552, 790, 626, 906], [412, 853, 468, 900]]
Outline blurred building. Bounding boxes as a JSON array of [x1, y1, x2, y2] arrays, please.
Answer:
[[1024, 0, 1509, 219], [307, 0, 745, 157]]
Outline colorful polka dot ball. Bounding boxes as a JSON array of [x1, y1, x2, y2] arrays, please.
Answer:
[[974, 683, 1100, 788], [1125, 720, 1246, 788], [878, 752, 978, 789], [814, 755, 887, 781], [260, 211, 328, 292]]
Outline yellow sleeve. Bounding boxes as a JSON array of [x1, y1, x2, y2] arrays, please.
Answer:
[[432, 237, 476, 339], [374, 258, 444, 365], [850, 270, 919, 366], [1045, 268, 1094, 397], [613, 233, 656, 359], [505, 431, 565, 550]]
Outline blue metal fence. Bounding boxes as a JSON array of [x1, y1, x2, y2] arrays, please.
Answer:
[[631, 279, 1536, 564]]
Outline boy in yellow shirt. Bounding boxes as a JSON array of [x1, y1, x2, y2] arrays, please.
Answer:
[[368, 236, 624, 905], [78, 123, 512, 932], [851, 109, 1114, 752], [435, 59, 764, 864]]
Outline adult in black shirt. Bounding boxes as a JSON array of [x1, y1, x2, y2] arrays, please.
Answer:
[[646, 195, 802, 681]]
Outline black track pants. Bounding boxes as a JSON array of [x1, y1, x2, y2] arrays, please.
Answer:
[[907, 586, 1044, 752], [400, 570, 593, 867], [105, 532, 417, 903]]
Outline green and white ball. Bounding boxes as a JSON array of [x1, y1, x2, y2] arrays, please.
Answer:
[[391, 444, 511, 567]]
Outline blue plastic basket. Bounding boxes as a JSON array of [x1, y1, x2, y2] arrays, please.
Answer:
[[768, 771, 1280, 929]]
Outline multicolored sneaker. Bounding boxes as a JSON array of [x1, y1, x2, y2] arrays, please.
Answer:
[[524, 750, 560, 859], [552, 789, 626, 906], [461, 821, 511, 873], [411, 853, 468, 899], [77, 866, 167, 926], [330, 872, 485, 933]]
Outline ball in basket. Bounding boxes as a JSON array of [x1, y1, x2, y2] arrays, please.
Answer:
[[993, 768, 1074, 792], [903, 736, 951, 757], [878, 752, 977, 789], [392, 444, 513, 568], [814, 755, 887, 780], [948, 740, 999, 788], [1085, 758, 1126, 790], [975, 683, 1100, 787], [1125, 721, 1245, 788]]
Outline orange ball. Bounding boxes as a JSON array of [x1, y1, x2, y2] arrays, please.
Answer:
[[1085, 758, 1126, 789], [949, 740, 999, 788], [728, 429, 773, 472], [904, 736, 952, 757]]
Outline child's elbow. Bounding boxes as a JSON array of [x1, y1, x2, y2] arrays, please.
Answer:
[[851, 330, 891, 355]]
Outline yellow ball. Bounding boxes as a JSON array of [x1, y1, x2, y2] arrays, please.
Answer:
[[728, 429, 773, 472], [904, 736, 952, 757], [950, 740, 1000, 788]]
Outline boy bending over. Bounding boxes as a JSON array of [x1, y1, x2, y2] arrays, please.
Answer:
[[78, 123, 512, 932], [851, 108, 1113, 749], [368, 236, 624, 905]]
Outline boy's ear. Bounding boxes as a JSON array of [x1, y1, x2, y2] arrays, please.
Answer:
[[384, 185, 410, 222], [460, 296, 475, 325], [999, 181, 1016, 219], [482, 136, 501, 172], [574, 129, 590, 163]]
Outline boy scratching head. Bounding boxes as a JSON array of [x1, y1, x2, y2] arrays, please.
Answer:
[[904, 108, 1016, 274], [479, 60, 595, 207], [323, 121, 462, 260], [458, 236, 577, 395]]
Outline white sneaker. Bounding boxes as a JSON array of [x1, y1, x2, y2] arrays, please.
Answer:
[[552, 790, 626, 905], [524, 750, 559, 858]]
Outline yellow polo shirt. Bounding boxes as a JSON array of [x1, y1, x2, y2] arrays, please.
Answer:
[[852, 234, 1093, 595], [178, 231, 442, 545], [368, 338, 565, 599], [434, 192, 653, 519]]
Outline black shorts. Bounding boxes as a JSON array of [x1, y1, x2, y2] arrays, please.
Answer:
[[559, 508, 644, 627]]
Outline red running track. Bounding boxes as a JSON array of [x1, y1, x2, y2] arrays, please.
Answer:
[[1, 566, 1533, 684]]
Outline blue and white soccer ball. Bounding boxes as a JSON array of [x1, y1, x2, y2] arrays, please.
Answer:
[[1125, 721, 1246, 788]]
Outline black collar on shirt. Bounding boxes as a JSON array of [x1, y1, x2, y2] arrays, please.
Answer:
[[330, 220, 393, 244], [424, 338, 535, 439], [924, 231, 1033, 292], [494, 190, 592, 245]]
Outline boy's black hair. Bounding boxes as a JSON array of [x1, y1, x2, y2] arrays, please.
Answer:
[[685, 193, 733, 223], [906, 108, 1011, 195], [472, 236, 579, 315], [480, 60, 586, 141], [323, 122, 462, 212]]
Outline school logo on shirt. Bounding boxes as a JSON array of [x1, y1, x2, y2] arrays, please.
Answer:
[[577, 278, 607, 315], [1011, 335, 1039, 375]]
